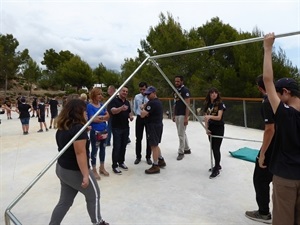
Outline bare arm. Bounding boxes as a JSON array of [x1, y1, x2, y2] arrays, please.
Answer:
[[263, 33, 280, 114], [74, 139, 89, 189], [258, 123, 275, 168]]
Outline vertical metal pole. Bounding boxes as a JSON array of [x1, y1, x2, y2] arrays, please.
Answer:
[[243, 100, 247, 128], [168, 99, 173, 119]]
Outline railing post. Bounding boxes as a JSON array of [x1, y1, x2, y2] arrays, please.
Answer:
[[243, 100, 247, 128]]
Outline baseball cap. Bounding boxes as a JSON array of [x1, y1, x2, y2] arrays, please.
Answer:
[[144, 86, 156, 95], [275, 78, 299, 92]]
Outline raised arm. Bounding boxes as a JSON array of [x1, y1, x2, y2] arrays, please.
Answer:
[[263, 33, 280, 114]]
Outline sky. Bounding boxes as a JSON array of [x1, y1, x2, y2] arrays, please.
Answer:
[[1, 0, 300, 72]]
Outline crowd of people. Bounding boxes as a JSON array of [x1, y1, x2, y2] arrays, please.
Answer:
[[1, 33, 299, 225]]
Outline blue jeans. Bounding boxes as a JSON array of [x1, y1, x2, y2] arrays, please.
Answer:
[[90, 129, 106, 166], [112, 127, 129, 168]]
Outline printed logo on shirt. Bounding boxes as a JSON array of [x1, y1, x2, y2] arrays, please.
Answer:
[[146, 105, 151, 111]]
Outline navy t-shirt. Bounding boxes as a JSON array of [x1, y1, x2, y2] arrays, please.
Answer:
[[174, 86, 191, 116], [56, 124, 89, 171], [107, 96, 131, 129], [49, 99, 59, 113], [269, 102, 300, 180], [144, 98, 163, 125], [206, 102, 226, 126]]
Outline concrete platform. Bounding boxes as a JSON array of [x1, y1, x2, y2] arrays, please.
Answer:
[[1, 110, 268, 225]]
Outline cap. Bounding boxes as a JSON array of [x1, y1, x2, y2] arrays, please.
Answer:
[[275, 78, 299, 91], [144, 86, 156, 95]]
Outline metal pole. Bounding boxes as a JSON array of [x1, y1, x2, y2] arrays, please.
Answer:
[[243, 100, 248, 128], [150, 31, 300, 60]]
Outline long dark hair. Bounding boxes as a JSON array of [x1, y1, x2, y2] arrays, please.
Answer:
[[56, 99, 87, 130], [203, 87, 222, 112]]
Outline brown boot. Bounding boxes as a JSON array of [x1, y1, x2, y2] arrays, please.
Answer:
[[99, 163, 109, 176], [92, 166, 101, 180], [145, 164, 160, 174]]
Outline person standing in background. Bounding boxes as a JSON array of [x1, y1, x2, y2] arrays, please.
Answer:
[[173, 75, 191, 160], [37, 97, 49, 132], [133, 82, 152, 165], [16, 97, 32, 135], [4, 97, 12, 119], [49, 96, 60, 129], [245, 75, 274, 224], [203, 87, 226, 179], [31, 97, 38, 117]]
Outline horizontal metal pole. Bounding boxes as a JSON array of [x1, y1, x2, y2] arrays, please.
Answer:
[[150, 31, 300, 60]]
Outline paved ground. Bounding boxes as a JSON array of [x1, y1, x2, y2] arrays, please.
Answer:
[[1, 110, 268, 225]]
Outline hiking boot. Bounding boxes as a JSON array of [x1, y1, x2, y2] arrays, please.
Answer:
[[177, 153, 184, 160], [112, 167, 122, 175], [119, 163, 128, 170], [158, 158, 166, 168], [245, 210, 271, 224], [145, 164, 160, 174], [146, 158, 152, 165], [208, 165, 222, 172], [134, 158, 141, 165], [184, 149, 191, 154], [209, 168, 220, 179]]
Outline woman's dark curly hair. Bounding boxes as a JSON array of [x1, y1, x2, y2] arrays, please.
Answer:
[[56, 99, 87, 130]]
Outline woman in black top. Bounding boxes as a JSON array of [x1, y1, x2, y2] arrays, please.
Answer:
[[203, 88, 226, 179], [17, 98, 32, 135], [49, 99, 109, 225]]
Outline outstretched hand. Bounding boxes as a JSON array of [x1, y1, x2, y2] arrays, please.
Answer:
[[263, 33, 275, 50]]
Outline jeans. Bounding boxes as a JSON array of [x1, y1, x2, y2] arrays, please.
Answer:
[[90, 129, 106, 166], [112, 127, 129, 168]]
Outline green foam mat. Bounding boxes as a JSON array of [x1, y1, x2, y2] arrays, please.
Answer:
[[229, 147, 259, 163]]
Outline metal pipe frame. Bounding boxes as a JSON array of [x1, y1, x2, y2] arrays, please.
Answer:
[[150, 31, 300, 60], [5, 31, 299, 224]]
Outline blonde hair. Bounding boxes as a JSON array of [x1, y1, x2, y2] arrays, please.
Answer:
[[80, 93, 87, 101], [89, 87, 102, 102]]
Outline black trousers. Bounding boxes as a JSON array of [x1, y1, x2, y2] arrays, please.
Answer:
[[208, 124, 224, 167], [135, 115, 151, 159], [253, 151, 273, 215]]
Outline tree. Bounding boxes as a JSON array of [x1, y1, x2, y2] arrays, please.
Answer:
[[0, 34, 29, 95], [23, 58, 42, 95], [59, 55, 94, 91]]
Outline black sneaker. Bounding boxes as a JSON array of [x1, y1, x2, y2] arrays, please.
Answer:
[[208, 165, 222, 172], [49, 126, 52, 129], [146, 158, 152, 165], [112, 167, 122, 175], [245, 210, 271, 224], [145, 164, 160, 174], [209, 169, 220, 179], [37, 129, 43, 132], [134, 158, 141, 165], [177, 153, 184, 160], [184, 149, 191, 154], [158, 158, 166, 168], [119, 163, 128, 170]]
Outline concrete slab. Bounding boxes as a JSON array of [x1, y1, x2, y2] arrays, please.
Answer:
[[1, 110, 268, 225]]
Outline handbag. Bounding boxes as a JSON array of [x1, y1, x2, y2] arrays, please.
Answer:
[[95, 130, 108, 141]]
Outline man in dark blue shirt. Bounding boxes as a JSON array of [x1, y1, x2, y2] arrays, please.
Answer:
[[141, 86, 166, 174]]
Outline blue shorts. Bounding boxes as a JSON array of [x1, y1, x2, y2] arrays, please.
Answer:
[[20, 117, 30, 125]]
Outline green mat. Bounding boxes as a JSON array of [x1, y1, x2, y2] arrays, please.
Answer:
[[229, 147, 259, 163]]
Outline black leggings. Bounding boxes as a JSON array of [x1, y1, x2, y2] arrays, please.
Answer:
[[208, 125, 224, 167]]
